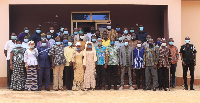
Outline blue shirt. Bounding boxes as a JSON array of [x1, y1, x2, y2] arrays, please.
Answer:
[[95, 46, 106, 65], [30, 32, 41, 47], [133, 47, 145, 69], [136, 31, 148, 43], [37, 46, 51, 68]]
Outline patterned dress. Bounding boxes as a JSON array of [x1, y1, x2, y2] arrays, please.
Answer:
[[10, 48, 26, 90], [72, 51, 84, 90], [83, 51, 96, 89]]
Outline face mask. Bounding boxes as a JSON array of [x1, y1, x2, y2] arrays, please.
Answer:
[[110, 41, 115, 45], [169, 42, 174, 45], [137, 44, 141, 47], [124, 42, 129, 46], [79, 30, 83, 34], [50, 30, 54, 33], [41, 37, 46, 40], [56, 42, 61, 45], [162, 43, 166, 46], [24, 39, 29, 42], [30, 46, 34, 48], [11, 36, 17, 40], [92, 39, 96, 42], [107, 26, 111, 29], [47, 35, 51, 39], [146, 38, 150, 42], [118, 37, 122, 41], [74, 32, 78, 35], [42, 43, 46, 47], [98, 42, 102, 46], [88, 45, 92, 48], [16, 44, 22, 48], [185, 40, 190, 44], [80, 36, 84, 39], [157, 41, 161, 45], [130, 30, 134, 33], [139, 27, 144, 31], [60, 28, 64, 32], [116, 28, 120, 31], [123, 30, 128, 34], [24, 30, 29, 33], [36, 30, 41, 34], [77, 48, 81, 51], [63, 40, 68, 44], [63, 31, 68, 34], [68, 42, 72, 46]]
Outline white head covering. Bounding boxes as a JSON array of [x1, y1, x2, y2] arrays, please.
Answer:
[[83, 41, 97, 65], [76, 42, 81, 46]]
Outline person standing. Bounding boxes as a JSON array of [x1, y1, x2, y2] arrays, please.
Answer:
[[122, 27, 131, 41], [64, 38, 75, 90], [24, 40, 39, 91], [36, 33, 50, 48], [180, 37, 197, 90], [17, 26, 31, 42], [10, 39, 26, 91], [22, 35, 30, 49], [86, 26, 95, 41], [129, 33, 138, 49], [119, 38, 134, 90], [48, 36, 66, 91], [106, 38, 119, 90], [168, 38, 179, 88], [102, 33, 110, 47], [136, 25, 148, 43], [4, 32, 17, 89], [74, 32, 87, 51], [46, 32, 55, 48], [30, 26, 42, 47]]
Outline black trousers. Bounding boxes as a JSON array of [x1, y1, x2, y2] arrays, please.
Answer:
[[7, 60, 13, 88], [107, 65, 118, 88], [158, 67, 169, 88], [170, 63, 177, 86], [183, 64, 194, 87], [96, 65, 106, 87], [135, 68, 145, 88], [64, 66, 74, 90]]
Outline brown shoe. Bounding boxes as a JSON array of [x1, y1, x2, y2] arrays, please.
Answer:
[[60, 88, 64, 91], [54, 89, 58, 91]]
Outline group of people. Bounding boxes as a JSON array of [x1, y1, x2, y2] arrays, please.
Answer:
[[4, 24, 197, 91]]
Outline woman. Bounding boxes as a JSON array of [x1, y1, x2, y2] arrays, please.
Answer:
[[83, 41, 97, 91], [21, 35, 29, 49], [24, 40, 39, 91], [10, 39, 26, 91], [72, 42, 84, 91]]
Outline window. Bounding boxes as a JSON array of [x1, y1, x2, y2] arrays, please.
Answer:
[[72, 13, 90, 20], [92, 13, 109, 20]]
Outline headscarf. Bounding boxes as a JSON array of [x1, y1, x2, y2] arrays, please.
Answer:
[[83, 41, 97, 65]]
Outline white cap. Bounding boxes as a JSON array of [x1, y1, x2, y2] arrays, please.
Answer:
[[76, 42, 81, 46]]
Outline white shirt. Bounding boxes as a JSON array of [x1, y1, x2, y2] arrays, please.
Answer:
[[115, 41, 124, 48], [86, 33, 95, 41], [4, 40, 16, 60], [24, 49, 38, 66], [47, 39, 55, 48], [22, 42, 30, 50]]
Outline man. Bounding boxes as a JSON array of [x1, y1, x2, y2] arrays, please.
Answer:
[[129, 33, 138, 50], [180, 37, 197, 90], [136, 25, 148, 43], [95, 39, 107, 90], [36, 33, 50, 48], [17, 26, 31, 42], [115, 34, 124, 48], [37, 39, 51, 91], [46, 32, 55, 48], [167, 38, 179, 88], [119, 38, 134, 90], [122, 27, 131, 41], [4, 32, 17, 89], [86, 26, 95, 41], [115, 24, 121, 34], [133, 40, 145, 90], [74, 32, 86, 51], [63, 36, 68, 47], [64, 38, 75, 90], [105, 38, 119, 90], [155, 37, 162, 48], [157, 38, 171, 91], [143, 39, 158, 91], [142, 35, 151, 47], [129, 26, 135, 33], [74, 29, 88, 42], [49, 27, 57, 39], [102, 33, 110, 47], [95, 30, 101, 39], [91, 35, 98, 47], [30, 26, 42, 47], [57, 25, 64, 36]]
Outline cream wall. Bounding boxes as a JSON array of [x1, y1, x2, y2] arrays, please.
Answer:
[[182, 1, 200, 78], [0, 0, 182, 77]]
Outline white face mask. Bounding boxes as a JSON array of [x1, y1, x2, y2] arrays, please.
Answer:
[[162, 43, 166, 46], [50, 30, 54, 33], [80, 36, 84, 39], [137, 44, 141, 47]]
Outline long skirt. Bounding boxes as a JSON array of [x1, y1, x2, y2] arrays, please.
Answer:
[[25, 65, 38, 91]]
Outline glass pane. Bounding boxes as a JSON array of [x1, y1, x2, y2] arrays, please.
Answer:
[[72, 13, 90, 20], [73, 22, 76, 29], [97, 24, 107, 30], [77, 22, 95, 33], [92, 13, 109, 20]]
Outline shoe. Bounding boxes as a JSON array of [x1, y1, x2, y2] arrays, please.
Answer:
[[45, 88, 50, 91], [129, 86, 134, 90], [135, 87, 138, 90], [60, 88, 64, 91], [172, 85, 176, 88], [164, 88, 169, 91], [153, 88, 156, 91], [145, 87, 151, 90], [96, 86, 100, 90], [119, 86, 123, 90], [102, 87, 105, 90], [107, 86, 111, 90], [190, 86, 195, 90], [54, 89, 58, 91], [159, 87, 162, 90], [84, 88, 88, 91], [114, 87, 118, 90], [92, 88, 95, 91]]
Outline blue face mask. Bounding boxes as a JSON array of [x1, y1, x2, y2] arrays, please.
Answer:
[[77, 48, 81, 51], [63, 40, 68, 44], [124, 42, 129, 46], [118, 37, 122, 41], [157, 41, 161, 45], [24, 30, 29, 33], [116, 28, 120, 31], [185, 40, 190, 44], [92, 39, 96, 42], [24, 39, 29, 42], [63, 31, 68, 34], [36, 30, 41, 34], [11, 36, 17, 40], [107, 26, 111, 29], [68, 42, 72, 46], [169, 42, 174, 45], [47, 35, 51, 39], [56, 42, 61, 45], [41, 37, 46, 40], [42, 43, 46, 47], [130, 30, 134, 33], [60, 28, 64, 32], [123, 30, 128, 34], [74, 32, 78, 35], [88, 45, 92, 48], [79, 30, 83, 34], [139, 27, 144, 31], [110, 41, 115, 45], [16, 44, 22, 48]]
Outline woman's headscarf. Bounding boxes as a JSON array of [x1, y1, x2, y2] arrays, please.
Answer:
[[83, 41, 97, 65]]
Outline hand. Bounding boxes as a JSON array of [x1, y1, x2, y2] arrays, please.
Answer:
[[73, 66, 76, 70], [52, 64, 55, 68], [104, 64, 107, 69], [10, 65, 13, 70], [182, 61, 186, 66], [83, 65, 86, 70], [26, 66, 29, 70], [70, 62, 73, 66], [37, 65, 40, 70]]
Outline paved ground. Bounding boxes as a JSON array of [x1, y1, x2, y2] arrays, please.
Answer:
[[0, 86, 200, 103]]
